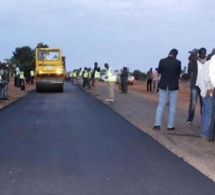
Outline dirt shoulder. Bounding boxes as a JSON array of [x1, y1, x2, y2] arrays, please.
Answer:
[[0, 78, 35, 109], [89, 80, 215, 182]]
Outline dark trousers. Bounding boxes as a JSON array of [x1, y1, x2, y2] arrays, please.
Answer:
[[87, 79, 91, 89], [15, 76, 20, 87], [209, 90, 215, 140], [30, 76, 34, 84], [92, 79, 95, 87], [121, 78, 128, 93], [147, 79, 152, 91], [187, 86, 202, 122], [83, 78, 87, 88]]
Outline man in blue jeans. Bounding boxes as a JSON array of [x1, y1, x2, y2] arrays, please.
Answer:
[[198, 50, 215, 139], [186, 48, 207, 125], [209, 53, 215, 141], [153, 49, 181, 130]]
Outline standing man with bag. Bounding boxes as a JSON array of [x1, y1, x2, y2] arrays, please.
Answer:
[[153, 49, 181, 130], [104, 63, 116, 102]]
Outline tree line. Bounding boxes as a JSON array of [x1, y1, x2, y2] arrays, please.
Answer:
[[4, 43, 48, 76]]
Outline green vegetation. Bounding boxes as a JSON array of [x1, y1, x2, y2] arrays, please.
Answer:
[[132, 70, 147, 80], [5, 42, 48, 76]]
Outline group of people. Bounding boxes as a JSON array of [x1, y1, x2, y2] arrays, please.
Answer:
[[14, 65, 35, 88], [118, 67, 129, 94], [70, 62, 101, 91], [146, 68, 159, 92], [0, 63, 35, 101], [70, 62, 117, 102], [0, 62, 10, 100], [153, 48, 215, 141]]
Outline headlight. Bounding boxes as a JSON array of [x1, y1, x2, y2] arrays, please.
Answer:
[[56, 70, 63, 75], [38, 71, 43, 74]]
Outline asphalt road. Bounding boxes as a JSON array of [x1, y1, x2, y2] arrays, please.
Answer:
[[0, 82, 214, 195]]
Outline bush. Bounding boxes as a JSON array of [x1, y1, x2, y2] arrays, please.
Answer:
[[132, 70, 146, 80]]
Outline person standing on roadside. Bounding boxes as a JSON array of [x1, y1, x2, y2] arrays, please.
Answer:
[[153, 49, 181, 130], [146, 68, 153, 91], [77, 68, 83, 85], [15, 65, 20, 87], [152, 68, 159, 92], [91, 62, 101, 92], [4, 64, 10, 99], [104, 63, 116, 102], [186, 48, 207, 126], [120, 67, 128, 94], [87, 68, 92, 89], [30, 69, 34, 84], [82, 67, 88, 88], [209, 50, 215, 141], [0, 63, 9, 100], [198, 49, 215, 139]]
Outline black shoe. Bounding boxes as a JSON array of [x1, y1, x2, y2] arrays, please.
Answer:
[[153, 125, 160, 130], [167, 127, 176, 131]]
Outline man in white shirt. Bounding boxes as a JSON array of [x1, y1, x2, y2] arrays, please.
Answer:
[[198, 50, 215, 139], [15, 65, 20, 87], [152, 68, 159, 92], [187, 48, 207, 125], [208, 52, 215, 141]]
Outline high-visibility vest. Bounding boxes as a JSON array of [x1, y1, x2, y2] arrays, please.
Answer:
[[88, 71, 92, 78], [78, 71, 83, 77], [72, 71, 77, 78], [20, 71, 25, 79], [94, 71, 101, 79], [83, 71, 88, 78], [106, 68, 116, 82], [30, 70, 34, 76]]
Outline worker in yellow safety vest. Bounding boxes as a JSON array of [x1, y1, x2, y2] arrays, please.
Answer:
[[19, 70, 25, 87], [77, 68, 83, 85], [69, 72, 73, 81], [87, 68, 92, 89], [72, 70, 77, 84], [30, 69, 34, 84], [104, 63, 116, 102], [82, 67, 88, 88]]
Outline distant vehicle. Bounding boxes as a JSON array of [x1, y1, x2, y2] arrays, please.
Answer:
[[35, 48, 66, 92], [116, 72, 135, 85], [127, 72, 135, 85]]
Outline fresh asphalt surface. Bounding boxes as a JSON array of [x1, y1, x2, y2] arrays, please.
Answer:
[[0, 82, 215, 195]]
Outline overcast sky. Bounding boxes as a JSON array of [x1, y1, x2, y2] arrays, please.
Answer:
[[0, 0, 214, 72]]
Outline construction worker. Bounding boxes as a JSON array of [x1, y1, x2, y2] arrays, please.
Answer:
[[77, 68, 83, 85], [30, 69, 34, 84], [82, 67, 88, 88], [104, 63, 116, 102], [19, 70, 25, 90], [15, 65, 20, 87], [92, 62, 101, 93], [72, 69, 77, 84], [69, 71, 73, 81], [87, 68, 92, 89]]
